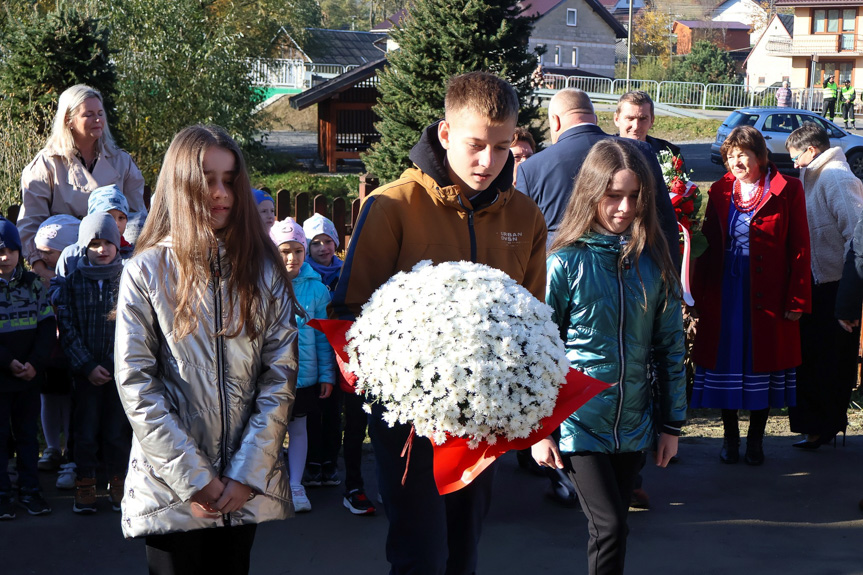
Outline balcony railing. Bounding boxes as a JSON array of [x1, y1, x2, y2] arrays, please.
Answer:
[[766, 33, 863, 55]]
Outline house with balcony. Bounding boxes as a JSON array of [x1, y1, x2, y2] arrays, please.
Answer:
[[745, 14, 794, 87], [769, 1, 863, 89]]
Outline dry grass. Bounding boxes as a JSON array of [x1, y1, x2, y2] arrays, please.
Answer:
[[265, 97, 318, 131], [0, 102, 52, 213]]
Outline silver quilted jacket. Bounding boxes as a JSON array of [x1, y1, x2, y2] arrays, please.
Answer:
[[114, 240, 298, 538]]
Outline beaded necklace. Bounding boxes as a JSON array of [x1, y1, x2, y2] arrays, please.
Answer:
[[732, 174, 766, 213]]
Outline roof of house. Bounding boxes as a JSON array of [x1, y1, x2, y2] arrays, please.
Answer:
[[289, 57, 386, 111], [776, 0, 863, 5], [743, 13, 792, 66], [371, 9, 407, 31], [712, 0, 765, 10], [778, 13, 794, 36], [300, 28, 387, 66], [674, 20, 751, 30], [522, 0, 628, 37]]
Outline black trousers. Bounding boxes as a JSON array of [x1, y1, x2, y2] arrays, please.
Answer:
[[369, 406, 495, 575], [790, 280, 859, 438], [343, 390, 367, 491], [568, 451, 643, 575], [824, 97, 837, 120], [145, 524, 257, 575], [306, 386, 342, 468], [843, 101, 856, 123]]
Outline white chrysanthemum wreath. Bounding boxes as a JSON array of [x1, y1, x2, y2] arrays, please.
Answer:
[[346, 260, 570, 449]]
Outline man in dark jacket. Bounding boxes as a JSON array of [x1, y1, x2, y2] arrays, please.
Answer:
[[614, 90, 684, 163], [516, 88, 679, 255]]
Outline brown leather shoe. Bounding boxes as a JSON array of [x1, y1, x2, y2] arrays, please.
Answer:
[[109, 476, 125, 512], [73, 477, 97, 514]]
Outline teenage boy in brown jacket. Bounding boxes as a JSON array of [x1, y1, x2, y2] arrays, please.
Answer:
[[331, 72, 547, 574]]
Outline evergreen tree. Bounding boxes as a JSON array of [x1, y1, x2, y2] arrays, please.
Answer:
[[669, 40, 740, 85], [0, 6, 116, 123], [363, 0, 541, 182]]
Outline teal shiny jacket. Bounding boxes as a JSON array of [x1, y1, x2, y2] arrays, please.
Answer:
[[546, 232, 687, 454]]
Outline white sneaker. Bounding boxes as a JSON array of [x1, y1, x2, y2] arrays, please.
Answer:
[[291, 485, 311, 513], [56, 463, 77, 490]]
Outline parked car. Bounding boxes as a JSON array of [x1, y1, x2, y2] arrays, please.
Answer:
[[711, 107, 863, 179]]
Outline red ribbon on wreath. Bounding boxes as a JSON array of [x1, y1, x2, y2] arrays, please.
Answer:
[[308, 318, 608, 495]]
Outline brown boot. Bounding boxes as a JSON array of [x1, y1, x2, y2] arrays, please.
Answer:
[[73, 477, 97, 514], [109, 476, 125, 512]]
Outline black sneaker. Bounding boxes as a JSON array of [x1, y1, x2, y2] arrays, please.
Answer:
[[302, 464, 322, 487], [0, 493, 15, 520], [320, 463, 341, 487], [17, 490, 51, 516], [343, 489, 376, 515]]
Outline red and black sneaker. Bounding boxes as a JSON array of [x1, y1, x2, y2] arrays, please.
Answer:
[[343, 488, 376, 515]]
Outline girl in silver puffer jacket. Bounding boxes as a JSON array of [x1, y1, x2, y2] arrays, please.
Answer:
[[114, 125, 298, 574]]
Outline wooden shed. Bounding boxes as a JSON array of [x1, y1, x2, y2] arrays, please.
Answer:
[[289, 58, 386, 173]]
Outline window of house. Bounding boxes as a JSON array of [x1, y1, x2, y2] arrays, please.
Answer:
[[813, 8, 855, 34], [536, 44, 544, 64], [567, 9, 577, 26], [555, 46, 561, 66], [758, 76, 766, 84], [571, 47, 579, 67]]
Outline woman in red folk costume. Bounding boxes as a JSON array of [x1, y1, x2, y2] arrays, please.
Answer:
[[690, 126, 811, 467]]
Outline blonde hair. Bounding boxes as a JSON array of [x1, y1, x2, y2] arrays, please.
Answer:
[[45, 84, 117, 163], [550, 139, 680, 307], [444, 71, 519, 124], [135, 125, 294, 340]]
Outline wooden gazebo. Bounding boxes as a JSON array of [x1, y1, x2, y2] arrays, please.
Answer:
[[289, 58, 386, 173]]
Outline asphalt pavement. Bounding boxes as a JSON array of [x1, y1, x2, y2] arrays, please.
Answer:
[[2, 430, 863, 575], [2, 143, 845, 575]]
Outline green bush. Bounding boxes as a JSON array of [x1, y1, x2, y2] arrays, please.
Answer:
[[252, 171, 360, 204]]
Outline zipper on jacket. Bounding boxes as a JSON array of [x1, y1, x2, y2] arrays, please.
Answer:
[[212, 252, 231, 526], [612, 235, 628, 451], [456, 194, 499, 263]]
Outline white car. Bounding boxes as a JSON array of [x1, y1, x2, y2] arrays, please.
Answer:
[[710, 107, 863, 178]]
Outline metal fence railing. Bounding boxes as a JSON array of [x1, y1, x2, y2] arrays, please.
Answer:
[[611, 79, 659, 99], [537, 74, 839, 113], [565, 75, 613, 94], [656, 81, 705, 108]]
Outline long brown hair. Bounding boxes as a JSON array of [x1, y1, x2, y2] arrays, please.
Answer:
[[549, 138, 680, 306], [135, 125, 294, 340]]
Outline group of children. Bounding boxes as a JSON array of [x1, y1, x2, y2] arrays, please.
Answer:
[[0, 184, 142, 519], [1, 167, 370, 526], [255, 189, 374, 516], [2, 70, 686, 575]]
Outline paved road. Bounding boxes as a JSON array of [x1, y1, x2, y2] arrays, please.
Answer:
[[3, 433, 863, 574]]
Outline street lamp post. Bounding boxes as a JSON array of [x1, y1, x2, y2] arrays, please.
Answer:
[[626, 0, 633, 91]]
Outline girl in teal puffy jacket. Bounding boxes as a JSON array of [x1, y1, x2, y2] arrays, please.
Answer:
[[532, 139, 687, 575], [270, 218, 335, 514]]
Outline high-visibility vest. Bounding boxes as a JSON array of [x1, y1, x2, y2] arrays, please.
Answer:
[[824, 82, 838, 99], [842, 86, 856, 102]]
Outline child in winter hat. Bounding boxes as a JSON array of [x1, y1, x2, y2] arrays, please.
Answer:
[[34, 215, 80, 272], [302, 214, 342, 292]]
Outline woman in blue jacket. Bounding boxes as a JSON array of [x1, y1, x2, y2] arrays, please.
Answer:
[[532, 139, 687, 575]]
